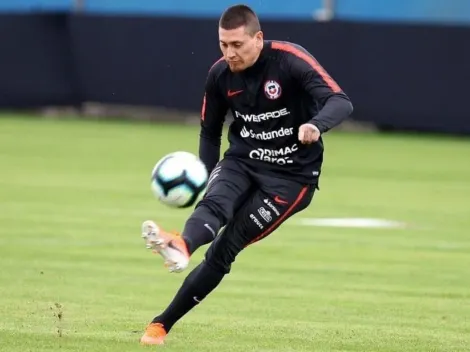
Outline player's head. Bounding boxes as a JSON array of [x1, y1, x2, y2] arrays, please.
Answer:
[[218, 4, 263, 72]]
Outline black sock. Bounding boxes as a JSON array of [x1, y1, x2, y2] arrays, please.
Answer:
[[152, 261, 225, 332], [182, 207, 220, 254]]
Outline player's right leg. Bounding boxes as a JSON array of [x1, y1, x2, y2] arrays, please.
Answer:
[[140, 158, 252, 345], [141, 158, 253, 273]]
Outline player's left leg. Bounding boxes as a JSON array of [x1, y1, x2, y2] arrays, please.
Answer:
[[203, 177, 316, 273], [142, 177, 315, 344]]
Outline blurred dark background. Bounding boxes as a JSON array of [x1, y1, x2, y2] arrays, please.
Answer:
[[1, 0, 469, 134]]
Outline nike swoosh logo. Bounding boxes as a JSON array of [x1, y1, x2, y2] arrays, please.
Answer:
[[227, 89, 243, 97], [168, 241, 185, 255], [204, 223, 216, 237], [274, 196, 289, 205]]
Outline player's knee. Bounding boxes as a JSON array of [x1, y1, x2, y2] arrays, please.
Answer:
[[196, 195, 233, 225], [188, 205, 222, 236], [204, 247, 234, 274], [204, 239, 240, 274], [205, 257, 232, 274]]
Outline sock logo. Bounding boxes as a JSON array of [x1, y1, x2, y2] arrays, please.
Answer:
[[204, 223, 216, 237]]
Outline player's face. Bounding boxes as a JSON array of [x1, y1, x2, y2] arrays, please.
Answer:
[[219, 26, 263, 72]]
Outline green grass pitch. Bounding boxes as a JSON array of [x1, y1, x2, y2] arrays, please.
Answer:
[[0, 115, 469, 351]]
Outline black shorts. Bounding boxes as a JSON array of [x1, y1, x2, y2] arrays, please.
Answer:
[[197, 157, 316, 272]]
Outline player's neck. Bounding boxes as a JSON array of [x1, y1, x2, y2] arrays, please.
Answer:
[[246, 43, 265, 70]]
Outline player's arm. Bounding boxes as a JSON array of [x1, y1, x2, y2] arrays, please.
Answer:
[[199, 68, 228, 175], [286, 47, 353, 134]]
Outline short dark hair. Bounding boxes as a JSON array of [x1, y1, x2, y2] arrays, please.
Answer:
[[219, 4, 261, 36]]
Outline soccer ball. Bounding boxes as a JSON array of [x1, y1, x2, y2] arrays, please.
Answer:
[[150, 151, 208, 208]]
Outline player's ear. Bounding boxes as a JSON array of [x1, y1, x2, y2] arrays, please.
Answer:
[[255, 31, 263, 48]]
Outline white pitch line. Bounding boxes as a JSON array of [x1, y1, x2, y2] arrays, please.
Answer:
[[294, 217, 407, 229], [136, 209, 406, 230]]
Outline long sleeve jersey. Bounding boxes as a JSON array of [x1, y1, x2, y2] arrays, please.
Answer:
[[199, 40, 353, 184]]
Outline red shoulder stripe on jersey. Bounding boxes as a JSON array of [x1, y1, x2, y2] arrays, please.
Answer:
[[209, 56, 224, 71], [271, 42, 342, 93], [201, 57, 224, 121]]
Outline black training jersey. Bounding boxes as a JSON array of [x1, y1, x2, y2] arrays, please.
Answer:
[[199, 40, 353, 184]]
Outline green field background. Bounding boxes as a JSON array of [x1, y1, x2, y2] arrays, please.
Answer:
[[1, 115, 469, 351]]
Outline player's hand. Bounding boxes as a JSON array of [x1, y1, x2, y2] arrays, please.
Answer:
[[298, 123, 320, 144]]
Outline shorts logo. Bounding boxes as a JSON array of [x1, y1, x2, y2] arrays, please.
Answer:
[[274, 196, 288, 205], [264, 80, 282, 100], [249, 214, 264, 229], [257, 207, 272, 223], [263, 198, 280, 216]]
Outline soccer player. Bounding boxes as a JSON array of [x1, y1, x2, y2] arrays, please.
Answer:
[[140, 4, 353, 345]]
